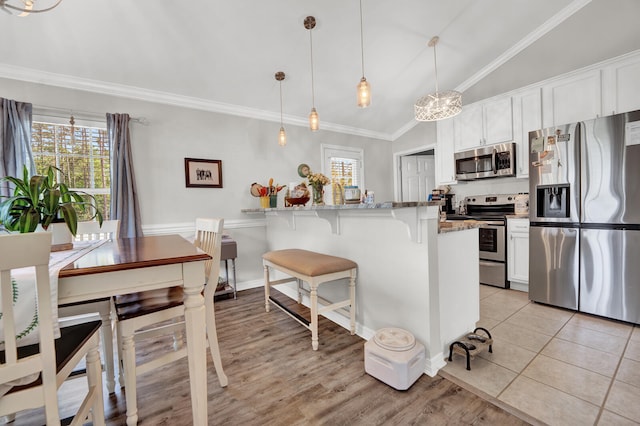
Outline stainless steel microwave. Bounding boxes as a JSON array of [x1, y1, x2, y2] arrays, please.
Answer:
[[454, 142, 516, 181]]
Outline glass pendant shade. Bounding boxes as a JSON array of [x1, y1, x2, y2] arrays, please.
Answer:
[[278, 127, 287, 146], [415, 90, 462, 121], [1, 0, 62, 15], [309, 108, 319, 131], [357, 77, 371, 108]]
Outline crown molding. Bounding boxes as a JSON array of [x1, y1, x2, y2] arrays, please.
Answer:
[[0, 63, 393, 141], [455, 0, 592, 93]]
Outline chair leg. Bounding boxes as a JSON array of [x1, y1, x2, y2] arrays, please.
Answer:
[[172, 317, 185, 351], [116, 320, 125, 389], [205, 296, 228, 387], [264, 265, 271, 313], [86, 340, 105, 425], [120, 331, 139, 426], [99, 309, 116, 394]]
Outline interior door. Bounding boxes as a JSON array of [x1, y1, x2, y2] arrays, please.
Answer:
[[400, 155, 434, 202]]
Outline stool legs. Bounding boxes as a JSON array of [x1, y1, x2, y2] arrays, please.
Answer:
[[310, 283, 319, 350], [349, 271, 357, 335], [264, 265, 271, 313]]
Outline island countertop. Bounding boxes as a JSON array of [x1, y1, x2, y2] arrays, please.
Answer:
[[241, 200, 443, 213]]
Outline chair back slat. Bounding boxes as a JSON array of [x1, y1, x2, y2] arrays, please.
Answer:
[[74, 220, 120, 241], [194, 218, 224, 294], [0, 232, 55, 413]]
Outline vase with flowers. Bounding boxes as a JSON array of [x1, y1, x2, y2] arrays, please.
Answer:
[[307, 172, 330, 206]]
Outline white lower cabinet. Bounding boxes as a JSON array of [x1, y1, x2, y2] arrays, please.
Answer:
[[507, 218, 529, 292]]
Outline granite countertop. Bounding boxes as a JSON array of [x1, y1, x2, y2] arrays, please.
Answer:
[[506, 214, 530, 219], [241, 201, 443, 213], [438, 221, 482, 234]]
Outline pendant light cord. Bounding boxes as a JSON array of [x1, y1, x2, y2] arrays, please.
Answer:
[[359, 0, 365, 78], [432, 42, 439, 94], [309, 29, 316, 108], [279, 81, 284, 126]]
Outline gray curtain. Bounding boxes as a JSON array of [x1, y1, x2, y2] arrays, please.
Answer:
[[107, 113, 143, 238], [0, 98, 35, 197]]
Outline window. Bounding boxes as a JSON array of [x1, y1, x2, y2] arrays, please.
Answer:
[[30, 118, 110, 220], [322, 145, 364, 188]]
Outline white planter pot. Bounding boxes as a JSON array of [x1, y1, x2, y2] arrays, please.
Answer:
[[37, 223, 73, 251]]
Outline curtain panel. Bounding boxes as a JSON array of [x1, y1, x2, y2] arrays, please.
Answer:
[[0, 98, 35, 198], [107, 113, 143, 238]]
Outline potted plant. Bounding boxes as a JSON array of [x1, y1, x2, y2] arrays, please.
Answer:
[[0, 165, 103, 248]]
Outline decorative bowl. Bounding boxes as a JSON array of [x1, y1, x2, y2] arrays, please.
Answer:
[[285, 196, 310, 206]]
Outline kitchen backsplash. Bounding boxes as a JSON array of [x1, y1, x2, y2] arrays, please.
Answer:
[[447, 177, 529, 208]]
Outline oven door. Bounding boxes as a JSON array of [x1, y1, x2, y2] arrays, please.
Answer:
[[478, 222, 505, 262]]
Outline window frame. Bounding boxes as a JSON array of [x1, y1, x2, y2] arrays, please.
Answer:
[[30, 113, 111, 219], [321, 144, 365, 190]]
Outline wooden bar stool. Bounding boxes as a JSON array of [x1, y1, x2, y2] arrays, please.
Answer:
[[262, 249, 357, 350]]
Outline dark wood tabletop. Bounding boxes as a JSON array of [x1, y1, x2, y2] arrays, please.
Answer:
[[59, 234, 211, 278]]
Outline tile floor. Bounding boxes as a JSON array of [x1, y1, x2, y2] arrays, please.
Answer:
[[440, 285, 640, 426]]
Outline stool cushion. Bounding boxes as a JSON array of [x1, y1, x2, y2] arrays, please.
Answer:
[[263, 249, 357, 277]]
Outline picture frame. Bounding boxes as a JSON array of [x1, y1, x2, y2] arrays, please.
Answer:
[[184, 158, 223, 188]]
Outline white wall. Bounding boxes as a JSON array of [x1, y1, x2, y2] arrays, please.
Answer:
[[0, 77, 394, 284]]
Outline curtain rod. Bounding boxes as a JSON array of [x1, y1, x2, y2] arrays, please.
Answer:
[[32, 104, 149, 125]]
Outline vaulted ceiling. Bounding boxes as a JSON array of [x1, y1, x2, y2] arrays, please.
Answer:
[[1, 0, 639, 140]]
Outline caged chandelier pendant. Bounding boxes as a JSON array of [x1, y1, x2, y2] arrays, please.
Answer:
[[414, 36, 462, 122], [0, 0, 62, 15]]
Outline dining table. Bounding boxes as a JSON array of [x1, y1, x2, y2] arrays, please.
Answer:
[[57, 234, 212, 425]]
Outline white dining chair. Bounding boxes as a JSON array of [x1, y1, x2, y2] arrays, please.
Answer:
[[58, 219, 120, 394], [0, 232, 105, 425], [113, 218, 227, 425]]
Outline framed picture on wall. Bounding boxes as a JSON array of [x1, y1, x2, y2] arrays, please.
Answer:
[[184, 158, 223, 188]]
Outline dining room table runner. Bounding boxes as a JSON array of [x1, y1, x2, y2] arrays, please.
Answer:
[[1, 239, 108, 349]]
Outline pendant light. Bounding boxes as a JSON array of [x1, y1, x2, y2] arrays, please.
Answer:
[[0, 0, 62, 16], [304, 16, 319, 131], [414, 36, 462, 122], [275, 71, 287, 147], [356, 0, 371, 108]]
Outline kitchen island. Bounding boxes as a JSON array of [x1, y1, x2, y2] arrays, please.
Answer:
[[242, 202, 479, 376]]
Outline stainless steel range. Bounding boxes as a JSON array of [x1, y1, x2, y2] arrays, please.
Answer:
[[447, 194, 517, 288]]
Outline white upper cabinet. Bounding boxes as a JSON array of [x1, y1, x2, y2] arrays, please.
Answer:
[[512, 88, 542, 178], [453, 103, 483, 151], [435, 118, 456, 185], [483, 97, 514, 145], [601, 54, 640, 115], [454, 97, 513, 152], [542, 69, 602, 128]]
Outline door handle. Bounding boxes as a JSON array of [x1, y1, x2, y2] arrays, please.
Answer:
[[492, 148, 497, 174]]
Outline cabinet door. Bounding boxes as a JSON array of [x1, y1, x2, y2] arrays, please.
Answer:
[[453, 103, 483, 151], [483, 97, 513, 145], [507, 219, 529, 284], [602, 56, 640, 115], [436, 119, 456, 185], [542, 70, 602, 127], [513, 88, 542, 178]]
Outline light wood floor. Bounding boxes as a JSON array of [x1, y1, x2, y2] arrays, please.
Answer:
[[15, 288, 529, 425]]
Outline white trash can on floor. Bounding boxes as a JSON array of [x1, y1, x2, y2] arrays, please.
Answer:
[[364, 327, 425, 390]]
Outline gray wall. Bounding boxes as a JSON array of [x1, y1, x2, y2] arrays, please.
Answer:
[[0, 77, 394, 283]]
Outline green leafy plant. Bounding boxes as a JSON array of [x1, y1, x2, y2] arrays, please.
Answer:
[[0, 165, 103, 235]]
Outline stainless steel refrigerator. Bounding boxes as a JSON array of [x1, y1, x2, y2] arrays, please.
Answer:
[[529, 110, 640, 323]]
